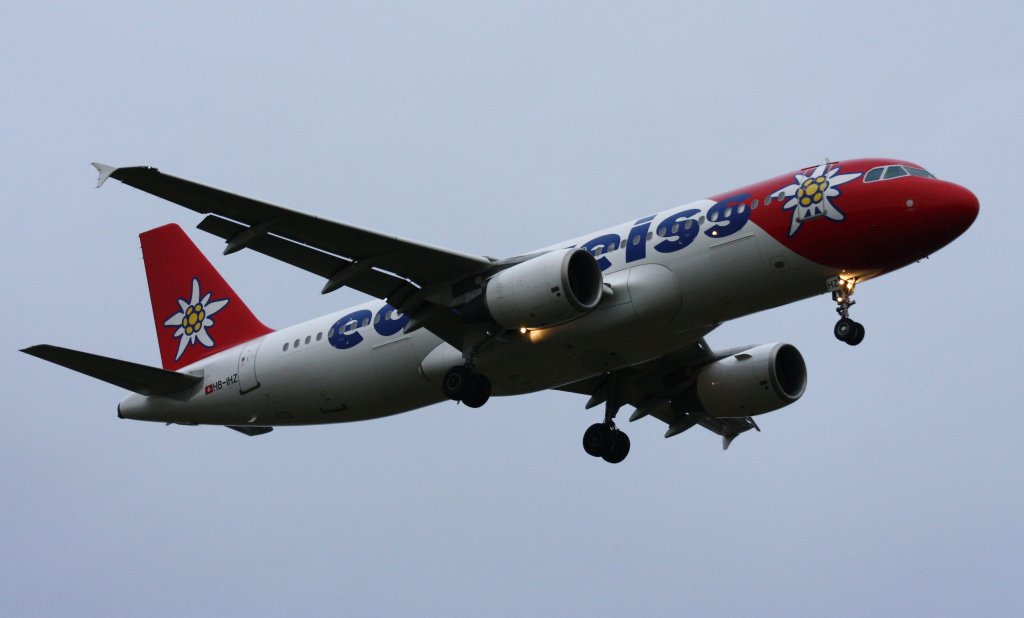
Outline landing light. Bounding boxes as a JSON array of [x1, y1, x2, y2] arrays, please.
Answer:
[[519, 327, 528, 334]]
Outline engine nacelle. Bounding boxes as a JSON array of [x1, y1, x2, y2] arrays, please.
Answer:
[[484, 248, 603, 328], [695, 343, 807, 417]]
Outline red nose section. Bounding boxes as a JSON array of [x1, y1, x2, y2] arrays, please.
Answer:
[[761, 176, 978, 272], [885, 180, 979, 268], [935, 182, 979, 240]]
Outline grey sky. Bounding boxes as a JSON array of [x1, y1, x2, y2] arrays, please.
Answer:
[[2, 2, 1022, 616]]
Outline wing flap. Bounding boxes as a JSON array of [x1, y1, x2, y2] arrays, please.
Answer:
[[22, 344, 201, 396], [197, 215, 407, 299]]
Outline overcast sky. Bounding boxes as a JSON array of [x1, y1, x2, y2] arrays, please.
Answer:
[[2, 2, 1022, 616]]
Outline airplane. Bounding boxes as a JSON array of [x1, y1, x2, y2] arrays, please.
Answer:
[[22, 158, 978, 463]]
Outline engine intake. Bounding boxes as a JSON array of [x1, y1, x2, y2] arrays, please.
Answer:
[[695, 343, 807, 417], [484, 248, 603, 328]]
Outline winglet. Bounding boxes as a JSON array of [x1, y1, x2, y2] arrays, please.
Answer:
[[91, 162, 117, 188]]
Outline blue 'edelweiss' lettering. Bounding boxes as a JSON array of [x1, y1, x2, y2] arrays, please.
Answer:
[[328, 303, 410, 350], [704, 193, 751, 238], [579, 193, 752, 270]]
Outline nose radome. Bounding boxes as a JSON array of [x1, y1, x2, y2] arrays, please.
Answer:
[[929, 180, 974, 242], [945, 183, 980, 235]]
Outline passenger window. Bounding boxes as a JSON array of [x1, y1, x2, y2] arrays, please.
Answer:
[[316, 332, 323, 341], [671, 223, 680, 234], [594, 246, 604, 257], [283, 342, 289, 351], [751, 198, 759, 209], [864, 167, 884, 182], [684, 220, 694, 230], [709, 211, 719, 222], [631, 235, 641, 246], [883, 166, 908, 179], [305, 335, 311, 345], [657, 227, 666, 236], [606, 242, 616, 253], [328, 327, 335, 337], [361, 317, 370, 327], [344, 322, 356, 334], [738, 204, 746, 215], [647, 231, 653, 240], [294, 339, 300, 348]]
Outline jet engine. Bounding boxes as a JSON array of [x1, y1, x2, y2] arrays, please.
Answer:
[[484, 248, 604, 328], [694, 343, 807, 417]]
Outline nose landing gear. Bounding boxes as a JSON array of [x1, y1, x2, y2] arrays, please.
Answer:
[[829, 276, 865, 346]]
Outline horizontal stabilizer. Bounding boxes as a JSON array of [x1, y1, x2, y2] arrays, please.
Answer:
[[21, 344, 201, 396]]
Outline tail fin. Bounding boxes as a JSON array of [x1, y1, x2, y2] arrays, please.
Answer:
[[140, 224, 272, 370]]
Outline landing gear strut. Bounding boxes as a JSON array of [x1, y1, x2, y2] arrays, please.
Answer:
[[830, 276, 865, 346], [442, 366, 492, 408], [581, 373, 630, 463]]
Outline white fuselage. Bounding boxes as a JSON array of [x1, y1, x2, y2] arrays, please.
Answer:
[[119, 198, 840, 426]]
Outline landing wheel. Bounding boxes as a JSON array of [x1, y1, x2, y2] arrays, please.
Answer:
[[442, 366, 476, 401], [461, 375, 492, 408], [602, 432, 630, 464], [834, 317, 856, 342], [846, 322, 866, 346], [834, 318, 866, 345], [583, 423, 614, 457], [582, 422, 630, 463]]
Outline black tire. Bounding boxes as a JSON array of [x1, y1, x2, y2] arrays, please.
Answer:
[[583, 423, 614, 457], [442, 366, 475, 401], [461, 375, 492, 408], [602, 431, 630, 464], [834, 318, 856, 342], [846, 322, 866, 346]]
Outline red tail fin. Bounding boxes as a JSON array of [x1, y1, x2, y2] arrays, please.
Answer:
[[140, 224, 272, 370]]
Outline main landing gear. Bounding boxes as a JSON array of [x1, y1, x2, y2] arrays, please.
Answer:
[[583, 421, 630, 464], [831, 276, 865, 346], [442, 365, 492, 408], [581, 372, 631, 463]]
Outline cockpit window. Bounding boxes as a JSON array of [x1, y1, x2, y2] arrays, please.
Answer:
[[906, 167, 936, 179], [864, 164, 937, 183], [883, 165, 909, 179]]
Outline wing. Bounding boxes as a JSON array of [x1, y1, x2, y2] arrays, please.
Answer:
[[555, 333, 761, 450], [93, 163, 495, 348]]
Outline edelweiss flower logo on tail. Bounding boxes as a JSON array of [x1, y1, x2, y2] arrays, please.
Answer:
[[163, 278, 230, 361], [778, 164, 860, 236]]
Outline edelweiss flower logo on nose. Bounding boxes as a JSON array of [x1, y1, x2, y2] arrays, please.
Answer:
[[163, 278, 229, 361], [777, 164, 860, 236]]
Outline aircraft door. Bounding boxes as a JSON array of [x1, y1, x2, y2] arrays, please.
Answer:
[[238, 338, 263, 394]]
